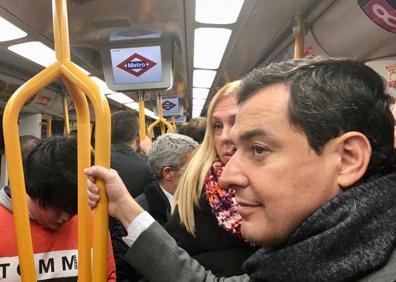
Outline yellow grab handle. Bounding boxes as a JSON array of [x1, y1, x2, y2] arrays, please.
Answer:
[[3, 64, 61, 281], [3, 1, 111, 281], [63, 77, 92, 282]]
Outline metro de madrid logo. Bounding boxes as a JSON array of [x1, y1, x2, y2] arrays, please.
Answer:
[[117, 53, 157, 77]]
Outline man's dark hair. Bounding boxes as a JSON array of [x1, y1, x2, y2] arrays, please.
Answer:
[[177, 117, 207, 143], [20, 135, 41, 165], [25, 135, 77, 214], [111, 110, 139, 144], [238, 58, 394, 178]]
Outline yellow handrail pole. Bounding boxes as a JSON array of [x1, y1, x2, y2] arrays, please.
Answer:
[[47, 117, 52, 137], [3, 63, 61, 281], [147, 117, 174, 138], [170, 117, 176, 133], [54, 1, 110, 280], [293, 15, 304, 59], [63, 96, 71, 134], [3, 1, 110, 281], [62, 61, 110, 282], [161, 117, 174, 133], [157, 95, 174, 133], [52, 1, 94, 280], [147, 118, 161, 139], [62, 77, 92, 282], [138, 91, 146, 138], [157, 95, 165, 135]]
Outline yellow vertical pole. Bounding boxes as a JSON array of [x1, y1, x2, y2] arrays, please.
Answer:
[[53, 0, 109, 280], [63, 78, 92, 282], [47, 117, 52, 137], [3, 0, 110, 280], [293, 15, 304, 59], [138, 91, 146, 139], [3, 64, 61, 282], [53, 1, 91, 280], [157, 94, 165, 135], [63, 96, 70, 134], [170, 116, 176, 133]]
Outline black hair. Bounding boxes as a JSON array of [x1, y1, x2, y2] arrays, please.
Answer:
[[111, 110, 139, 144], [177, 117, 207, 143], [24, 135, 77, 214], [20, 135, 41, 165], [238, 58, 395, 178]]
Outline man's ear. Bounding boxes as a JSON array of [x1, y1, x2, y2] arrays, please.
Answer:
[[162, 167, 173, 181], [336, 132, 371, 189]]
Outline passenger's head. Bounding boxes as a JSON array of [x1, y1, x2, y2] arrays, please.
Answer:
[[175, 80, 240, 234], [204, 81, 240, 164], [221, 58, 395, 248], [25, 135, 77, 230], [149, 133, 198, 194], [177, 117, 207, 143], [111, 110, 139, 146], [20, 135, 41, 164]]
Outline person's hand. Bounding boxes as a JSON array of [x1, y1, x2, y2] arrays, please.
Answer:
[[139, 136, 152, 155], [84, 166, 144, 228]]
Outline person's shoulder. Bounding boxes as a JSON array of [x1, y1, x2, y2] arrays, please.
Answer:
[[135, 193, 148, 210], [358, 247, 396, 282]]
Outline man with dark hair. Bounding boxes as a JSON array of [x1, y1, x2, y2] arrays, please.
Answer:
[[110, 110, 154, 281], [110, 110, 154, 198], [177, 117, 207, 143], [19, 135, 41, 164], [0, 136, 116, 281], [86, 58, 396, 281]]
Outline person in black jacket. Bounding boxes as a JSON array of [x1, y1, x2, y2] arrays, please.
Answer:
[[87, 58, 396, 282], [165, 81, 258, 277], [136, 133, 198, 225], [110, 110, 154, 198], [110, 110, 154, 281]]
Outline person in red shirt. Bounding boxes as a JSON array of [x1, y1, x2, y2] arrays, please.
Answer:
[[0, 135, 116, 281]]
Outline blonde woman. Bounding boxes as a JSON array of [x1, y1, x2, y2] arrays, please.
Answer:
[[165, 81, 257, 276]]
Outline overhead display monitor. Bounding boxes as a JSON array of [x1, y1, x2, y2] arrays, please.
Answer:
[[101, 41, 172, 91]]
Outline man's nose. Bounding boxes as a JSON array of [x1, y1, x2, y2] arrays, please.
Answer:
[[219, 152, 247, 190]]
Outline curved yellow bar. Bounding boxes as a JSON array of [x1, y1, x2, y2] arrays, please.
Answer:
[[147, 117, 174, 138], [53, 1, 110, 281], [62, 61, 111, 282], [3, 1, 110, 281], [62, 77, 92, 282], [3, 63, 61, 281], [147, 95, 174, 138]]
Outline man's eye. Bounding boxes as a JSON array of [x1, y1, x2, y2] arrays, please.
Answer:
[[251, 145, 269, 156]]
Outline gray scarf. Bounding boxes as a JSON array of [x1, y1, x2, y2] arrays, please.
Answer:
[[243, 172, 396, 282]]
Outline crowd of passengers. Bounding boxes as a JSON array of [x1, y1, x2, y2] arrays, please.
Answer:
[[1, 57, 396, 281]]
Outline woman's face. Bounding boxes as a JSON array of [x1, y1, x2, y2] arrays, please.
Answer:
[[211, 94, 238, 164]]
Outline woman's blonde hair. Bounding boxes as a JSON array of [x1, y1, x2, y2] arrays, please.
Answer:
[[173, 80, 241, 235]]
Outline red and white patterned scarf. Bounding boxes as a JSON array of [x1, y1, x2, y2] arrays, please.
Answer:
[[204, 159, 242, 237]]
